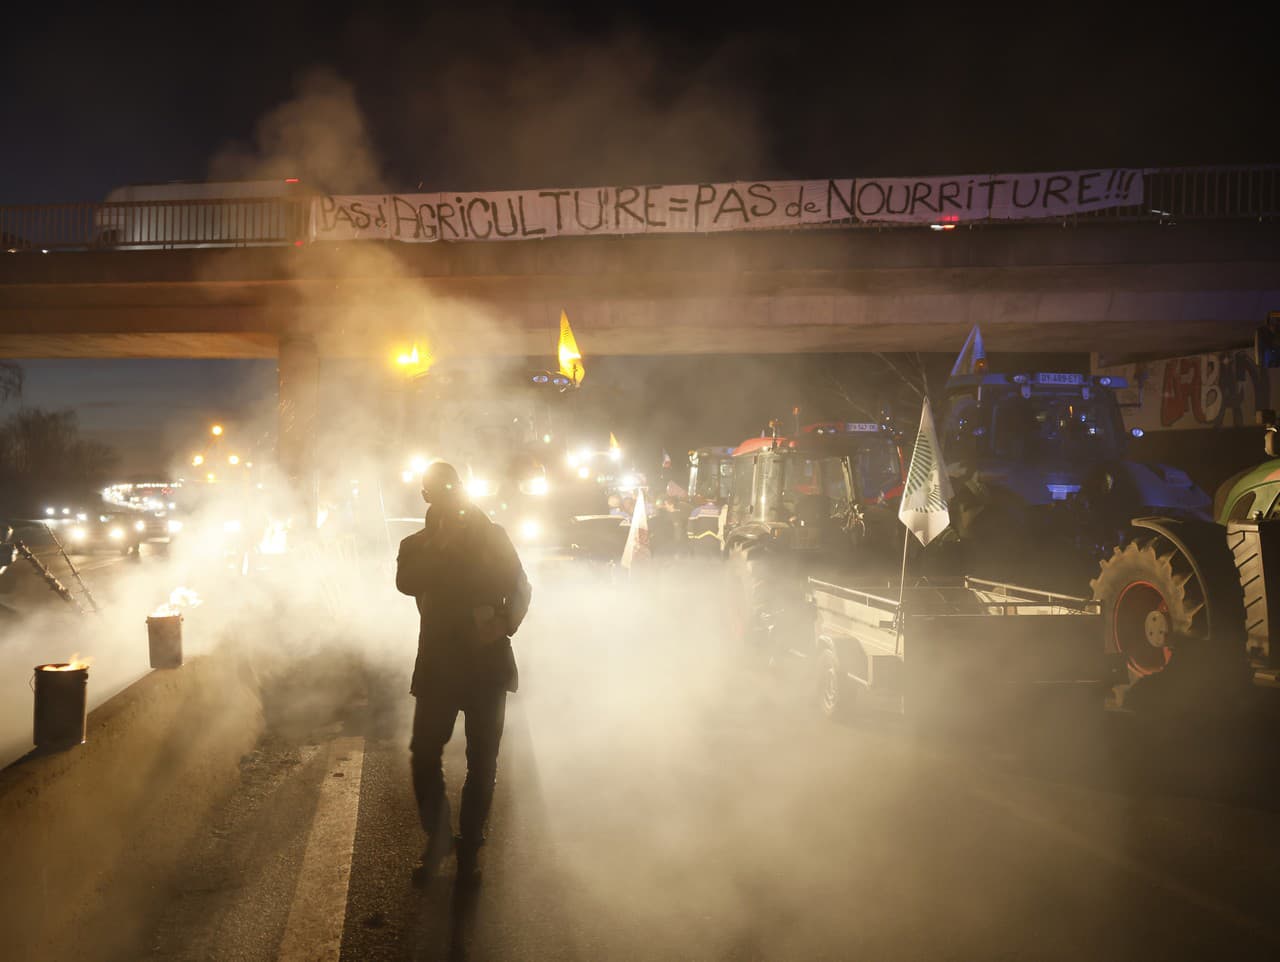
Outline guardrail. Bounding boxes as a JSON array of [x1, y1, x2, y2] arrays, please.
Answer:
[[2, 165, 1276, 252], [0, 198, 309, 252]]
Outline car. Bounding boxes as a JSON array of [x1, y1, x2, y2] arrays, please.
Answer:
[[55, 511, 145, 556]]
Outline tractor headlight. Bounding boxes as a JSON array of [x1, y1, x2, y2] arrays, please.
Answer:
[[467, 479, 493, 498], [134, 520, 146, 532], [108, 527, 124, 541], [69, 527, 87, 543], [167, 520, 183, 533], [519, 518, 542, 542], [577, 466, 591, 480]]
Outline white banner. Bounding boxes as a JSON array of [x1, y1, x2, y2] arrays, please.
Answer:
[[310, 169, 1145, 243], [852, 168, 1144, 223]]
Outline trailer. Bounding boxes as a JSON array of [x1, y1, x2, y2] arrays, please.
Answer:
[[802, 576, 1110, 722]]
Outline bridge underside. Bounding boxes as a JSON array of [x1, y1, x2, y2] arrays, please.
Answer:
[[0, 223, 1276, 360]]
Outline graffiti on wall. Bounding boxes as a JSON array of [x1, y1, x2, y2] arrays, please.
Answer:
[[1100, 349, 1275, 432]]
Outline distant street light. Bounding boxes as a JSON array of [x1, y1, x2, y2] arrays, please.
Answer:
[[211, 424, 224, 437], [192, 454, 204, 467], [206, 472, 216, 482], [228, 455, 240, 465]]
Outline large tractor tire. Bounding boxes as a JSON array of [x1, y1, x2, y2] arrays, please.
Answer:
[[725, 541, 778, 653], [1090, 519, 1249, 711]]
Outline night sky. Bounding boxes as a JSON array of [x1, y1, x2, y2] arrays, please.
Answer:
[[1, 2, 1274, 474]]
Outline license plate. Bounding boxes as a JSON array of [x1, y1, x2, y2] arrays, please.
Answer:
[[1036, 372, 1084, 385]]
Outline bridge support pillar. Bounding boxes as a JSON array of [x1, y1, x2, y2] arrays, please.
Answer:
[[278, 334, 319, 526]]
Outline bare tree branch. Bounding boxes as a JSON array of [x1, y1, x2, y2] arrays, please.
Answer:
[[0, 361, 22, 403]]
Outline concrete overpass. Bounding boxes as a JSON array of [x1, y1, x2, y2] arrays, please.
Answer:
[[2, 195, 1277, 489], [1, 219, 1277, 364]]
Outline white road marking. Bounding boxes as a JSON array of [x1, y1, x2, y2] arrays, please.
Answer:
[[277, 736, 366, 962]]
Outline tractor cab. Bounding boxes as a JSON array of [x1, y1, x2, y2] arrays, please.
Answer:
[[725, 421, 904, 555], [688, 446, 735, 504], [686, 445, 735, 554], [942, 370, 1132, 505]]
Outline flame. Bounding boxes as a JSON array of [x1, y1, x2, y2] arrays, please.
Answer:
[[393, 342, 433, 376], [151, 586, 202, 618], [44, 654, 92, 671]]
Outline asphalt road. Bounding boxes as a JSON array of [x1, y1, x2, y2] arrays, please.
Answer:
[[118, 568, 1280, 962]]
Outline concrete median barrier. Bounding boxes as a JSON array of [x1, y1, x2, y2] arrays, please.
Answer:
[[0, 646, 263, 962]]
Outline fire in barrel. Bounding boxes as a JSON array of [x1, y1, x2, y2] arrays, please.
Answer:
[[33, 655, 92, 752], [146, 586, 201, 669]]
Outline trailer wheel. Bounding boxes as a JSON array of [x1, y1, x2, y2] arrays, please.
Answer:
[[817, 646, 849, 720], [1090, 525, 1247, 702]]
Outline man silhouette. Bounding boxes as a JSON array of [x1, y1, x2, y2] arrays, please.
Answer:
[[396, 461, 531, 885]]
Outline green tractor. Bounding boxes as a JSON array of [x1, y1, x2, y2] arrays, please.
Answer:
[[1089, 410, 1280, 703], [723, 421, 906, 655]]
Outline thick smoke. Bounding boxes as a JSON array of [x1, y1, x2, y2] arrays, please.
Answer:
[[208, 68, 385, 194]]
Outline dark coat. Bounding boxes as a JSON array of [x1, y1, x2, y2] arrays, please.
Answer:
[[396, 505, 531, 696]]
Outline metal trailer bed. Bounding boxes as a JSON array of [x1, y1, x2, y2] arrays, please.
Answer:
[[805, 576, 1108, 718]]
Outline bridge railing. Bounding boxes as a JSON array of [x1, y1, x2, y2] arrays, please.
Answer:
[[1, 165, 1276, 252], [1072, 164, 1280, 224], [0, 198, 309, 252]]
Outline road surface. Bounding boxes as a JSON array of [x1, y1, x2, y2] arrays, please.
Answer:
[[113, 567, 1280, 962]]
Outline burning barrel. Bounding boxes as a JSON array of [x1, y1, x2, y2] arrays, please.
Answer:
[[33, 661, 89, 752], [146, 613, 183, 669]]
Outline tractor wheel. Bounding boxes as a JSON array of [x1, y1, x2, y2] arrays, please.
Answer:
[[1090, 527, 1247, 709], [817, 645, 850, 720], [725, 542, 776, 653]]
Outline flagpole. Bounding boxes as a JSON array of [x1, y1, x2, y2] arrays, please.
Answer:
[[896, 525, 909, 656]]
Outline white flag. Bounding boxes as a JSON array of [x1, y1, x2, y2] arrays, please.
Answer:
[[898, 398, 953, 546], [620, 489, 651, 568], [950, 325, 986, 377]]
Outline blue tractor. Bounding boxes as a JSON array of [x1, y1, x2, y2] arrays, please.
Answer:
[[932, 327, 1251, 707]]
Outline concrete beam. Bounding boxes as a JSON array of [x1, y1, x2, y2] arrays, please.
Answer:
[[1, 221, 1276, 358]]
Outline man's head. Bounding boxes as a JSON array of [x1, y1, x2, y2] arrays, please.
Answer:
[[421, 460, 463, 507]]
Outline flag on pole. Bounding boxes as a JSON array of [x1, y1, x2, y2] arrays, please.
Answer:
[[898, 398, 953, 546], [949, 325, 986, 377], [558, 310, 585, 386], [620, 488, 651, 569]]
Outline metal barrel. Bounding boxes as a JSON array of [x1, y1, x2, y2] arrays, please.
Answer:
[[146, 614, 183, 669], [32, 664, 88, 751]]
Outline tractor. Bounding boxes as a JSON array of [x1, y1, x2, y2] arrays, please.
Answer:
[[723, 421, 905, 654], [684, 445, 734, 556], [932, 326, 1278, 709], [1085, 393, 1280, 704]]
